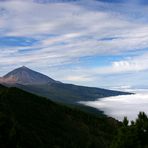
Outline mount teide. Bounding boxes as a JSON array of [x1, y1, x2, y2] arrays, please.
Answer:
[[0, 66, 59, 85], [0, 66, 131, 104]]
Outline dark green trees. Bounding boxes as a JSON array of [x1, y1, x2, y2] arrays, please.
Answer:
[[1, 84, 148, 148], [111, 112, 148, 148], [0, 112, 19, 148], [0, 86, 118, 148]]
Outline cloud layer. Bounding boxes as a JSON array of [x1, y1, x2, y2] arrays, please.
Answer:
[[0, 0, 148, 88], [79, 91, 148, 121]]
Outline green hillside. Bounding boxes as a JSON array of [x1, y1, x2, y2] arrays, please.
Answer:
[[0, 84, 119, 148]]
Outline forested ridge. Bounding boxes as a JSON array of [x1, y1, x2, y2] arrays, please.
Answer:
[[0, 85, 118, 148], [0, 84, 148, 148], [111, 112, 148, 148]]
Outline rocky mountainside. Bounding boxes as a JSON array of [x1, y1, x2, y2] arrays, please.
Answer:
[[0, 66, 59, 85], [0, 66, 131, 105]]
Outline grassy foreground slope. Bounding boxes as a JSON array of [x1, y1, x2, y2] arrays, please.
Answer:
[[0, 85, 119, 148]]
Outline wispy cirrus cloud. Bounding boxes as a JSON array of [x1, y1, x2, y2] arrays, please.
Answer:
[[0, 0, 148, 88]]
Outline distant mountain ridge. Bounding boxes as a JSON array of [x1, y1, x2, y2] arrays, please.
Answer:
[[0, 66, 132, 105], [0, 66, 59, 85]]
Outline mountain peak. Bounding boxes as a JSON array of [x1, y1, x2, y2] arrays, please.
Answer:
[[21, 66, 28, 69], [11, 66, 30, 72], [14, 66, 34, 72], [0, 66, 59, 85]]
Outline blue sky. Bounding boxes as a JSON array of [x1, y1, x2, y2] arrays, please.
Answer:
[[0, 0, 148, 90]]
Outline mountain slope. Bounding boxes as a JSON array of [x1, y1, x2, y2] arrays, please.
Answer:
[[0, 85, 119, 148], [19, 83, 130, 104], [0, 66, 59, 85], [0, 66, 131, 104]]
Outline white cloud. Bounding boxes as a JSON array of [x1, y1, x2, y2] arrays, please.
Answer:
[[79, 92, 148, 121], [46, 52, 148, 88], [0, 0, 148, 87], [64, 75, 93, 82], [100, 53, 148, 74]]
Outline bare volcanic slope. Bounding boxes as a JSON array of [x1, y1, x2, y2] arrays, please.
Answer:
[[0, 66, 58, 85], [0, 66, 131, 104]]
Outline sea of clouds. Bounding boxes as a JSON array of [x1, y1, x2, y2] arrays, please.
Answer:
[[80, 89, 148, 122]]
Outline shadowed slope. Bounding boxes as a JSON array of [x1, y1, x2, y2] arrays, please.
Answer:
[[0, 85, 119, 148]]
